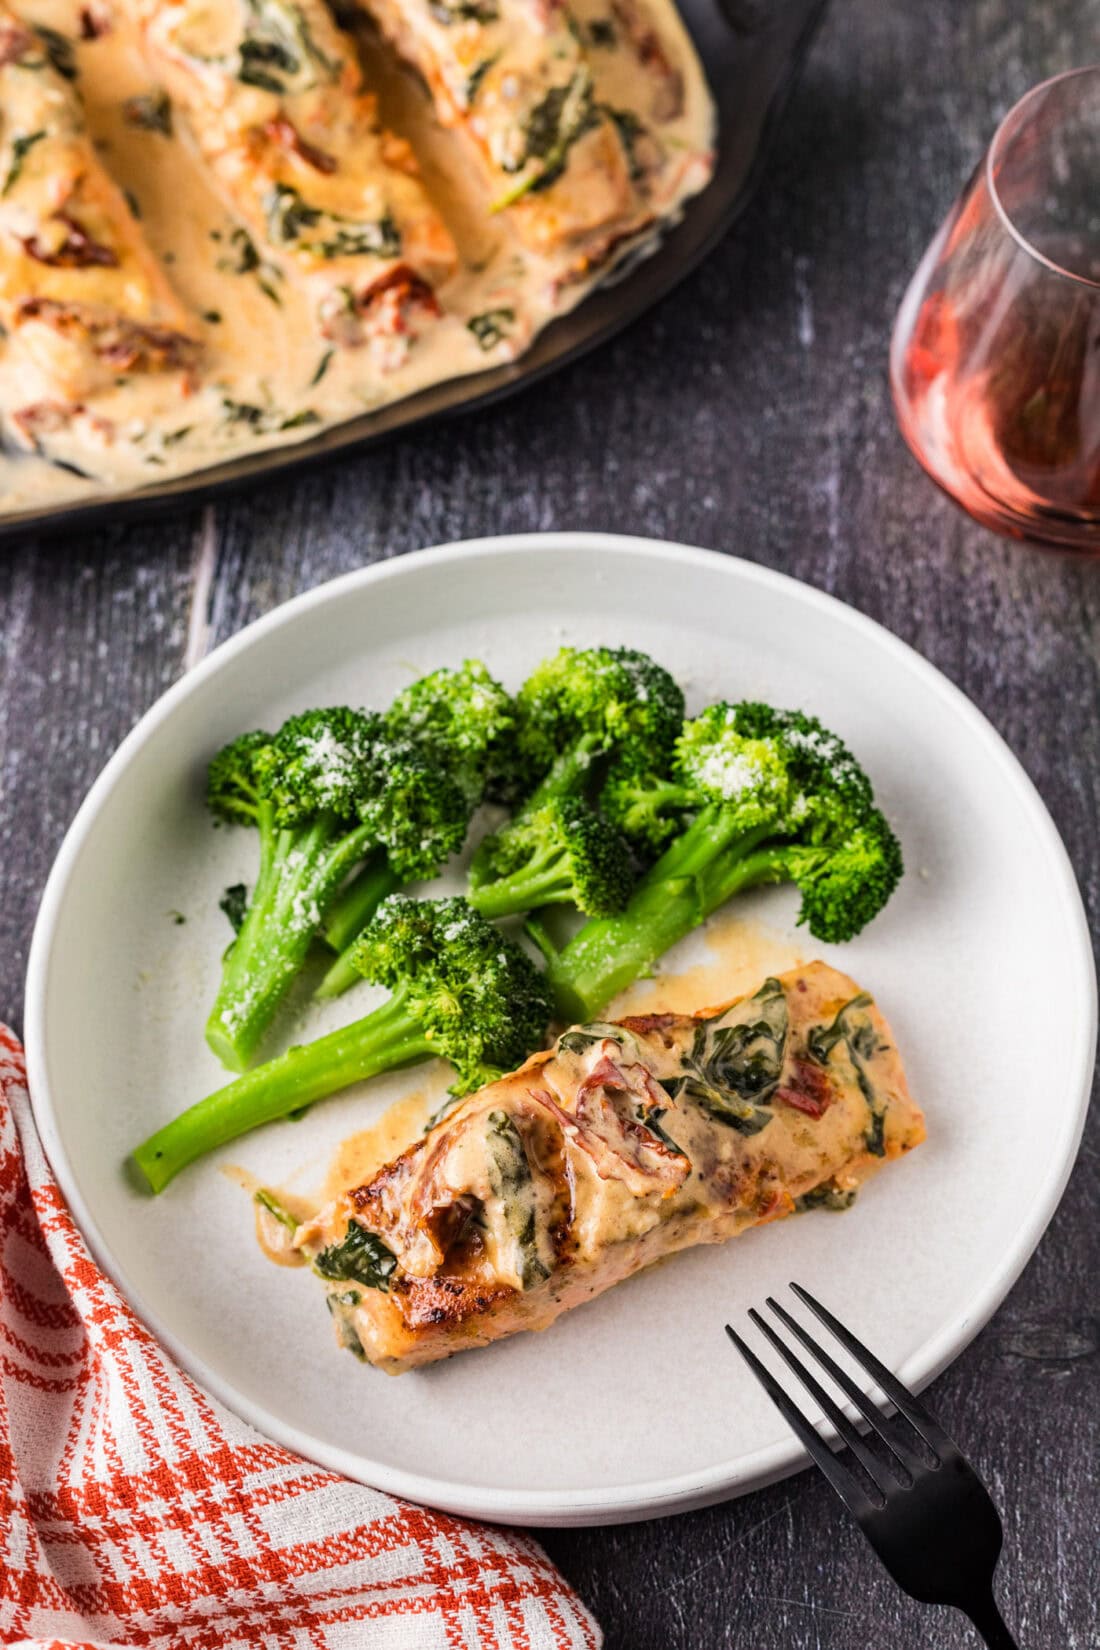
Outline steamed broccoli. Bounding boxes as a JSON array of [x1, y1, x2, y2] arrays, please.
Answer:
[[514, 644, 684, 808], [468, 796, 634, 920], [205, 709, 467, 1070], [316, 660, 515, 998], [384, 658, 519, 805], [132, 896, 552, 1193], [467, 646, 682, 910], [543, 702, 903, 1022]]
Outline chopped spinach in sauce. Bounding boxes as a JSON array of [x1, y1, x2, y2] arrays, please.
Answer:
[[263, 184, 401, 260], [123, 90, 172, 135], [2, 130, 46, 197], [557, 1022, 628, 1056], [313, 1220, 397, 1291], [36, 25, 77, 80], [221, 397, 320, 433], [807, 994, 886, 1156], [464, 53, 498, 104], [496, 70, 599, 206], [664, 977, 788, 1135], [604, 105, 648, 181], [309, 348, 334, 386], [428, 0, 499, 23], [486, 1109, 548, 1289], [264, 181, 322, 244], [795, 1181, 857, 1213], [236, 0, 338, 94], [467, 308, 515, 350]]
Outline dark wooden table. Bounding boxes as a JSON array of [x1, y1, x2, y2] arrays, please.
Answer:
[[2, 0, 1097, 1644]]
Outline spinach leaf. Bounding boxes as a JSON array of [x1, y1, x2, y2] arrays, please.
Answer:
[[557, 1022, 625, 1056], [806, 994, 875, 1064], [495, 70, 599, 206], [807, 994, 886, 1156], [123, 90, 172, 135], [309, 348, 334, 386], [465, 53, 498, 103], [2, 130, 46, 197], [666, 977, 788, 1135], [428, 0, 499, 22], [325, 1292, 367, 1358], [795, 1181, 857, 1213], [236, 0, 337, 93], [301, 214, 401, 260], [37, 26, 77, 80], [220, 882, 249, 934], [264, 181, 321, 244], [467, 307, 515, 350], [604, 105, 646, 181], [313, 1221, 397, 1291], [486, 1110, 548, 1289]]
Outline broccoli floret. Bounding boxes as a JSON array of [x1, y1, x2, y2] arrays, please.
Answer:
[[352, 894, 552, 1091], [600, 766, 688, 856], [131, 897, 553, 1192], [358, 733, 469, 880], [205, 709, 468, 1070], [253, 707, 378, 824], [545, 702, 903, 1022], [467, 646, 682, 905], [316, 662, 515, 997], [515, 645, 685, 803], [747, 809, 904, 945], [384, 658, 519, 805], [207, 730, 272, 826], [468, 796, 634, 920]]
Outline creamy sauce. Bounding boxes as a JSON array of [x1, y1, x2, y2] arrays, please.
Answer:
[[0, 0, 714, 512], [221, 1160, 317, 1263], [321, 1083, 432, 1202], [610, 909, 806, 1017]]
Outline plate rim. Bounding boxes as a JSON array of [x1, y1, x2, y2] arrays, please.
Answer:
[[23, 532, 1098, 1526]]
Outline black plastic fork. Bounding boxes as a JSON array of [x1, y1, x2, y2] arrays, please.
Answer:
[[726, 1283, 1019, 1649]]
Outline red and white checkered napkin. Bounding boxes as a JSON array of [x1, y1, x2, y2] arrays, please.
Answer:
[[0, 1028, 601, 1650]]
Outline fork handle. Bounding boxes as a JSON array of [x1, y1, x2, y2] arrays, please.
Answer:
[[964, 1591, 1019, 1650]]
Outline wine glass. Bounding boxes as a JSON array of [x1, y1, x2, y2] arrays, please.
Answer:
[[890, 67, 1100, 551]]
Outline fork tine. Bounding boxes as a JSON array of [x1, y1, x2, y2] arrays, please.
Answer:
[[764, 1298, 921, 1478], [748, 1308, 909, 1495], [790, 1283, 955, 1456], [724, 1325, 878, 1515]]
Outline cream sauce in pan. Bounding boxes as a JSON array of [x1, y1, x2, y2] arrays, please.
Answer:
[[0, 0, 714, 512]]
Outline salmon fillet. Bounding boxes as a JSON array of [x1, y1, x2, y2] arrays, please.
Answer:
[[123, 0, 457, 357], [0, 3, 200, 412], [295, 961, 925, 1372], [347, 0, 665, 266]]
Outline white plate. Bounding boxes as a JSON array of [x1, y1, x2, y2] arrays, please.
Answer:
[[25, 534, 1096, 1527]]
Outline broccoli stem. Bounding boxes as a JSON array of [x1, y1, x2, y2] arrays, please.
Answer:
[[545, 810, 776, 1022], [524, 734, 602, 812], [134, 986, 434, 1193], [467, 839, 574, 920], [322, 853, 402, 953], [314, 859, 403, 999], [469, 733, 602, 892], [206, 807, 376, 1071]]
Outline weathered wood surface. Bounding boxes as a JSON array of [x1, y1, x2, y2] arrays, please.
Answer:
[[1, 0, 1097, 1644]]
